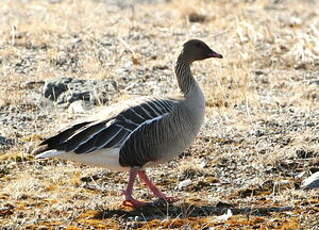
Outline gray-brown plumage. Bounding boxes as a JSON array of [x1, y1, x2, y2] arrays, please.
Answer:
[[34, 39, 223, 207]]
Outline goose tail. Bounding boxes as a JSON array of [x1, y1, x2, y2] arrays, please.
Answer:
[[33, 146, 65, 159]]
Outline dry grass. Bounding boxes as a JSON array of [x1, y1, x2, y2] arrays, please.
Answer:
[[1, 0, 319, 229]]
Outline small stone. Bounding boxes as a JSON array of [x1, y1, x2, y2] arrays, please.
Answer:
[[253, 69, 267, 75], [0, 135, 14, 152], [188, 12, 207, 23], [280, 16, 302, 27], [17, 194, 29, 200], [199, 161, 206, 168], [249, 129, 265, 137], [309, 80, 319, 86], [68, 100, 88, 114], [0, 135, 11, 145], [305, 121, 315, 127], [215, 209, 233, 221], [177, 179, 192, 190]]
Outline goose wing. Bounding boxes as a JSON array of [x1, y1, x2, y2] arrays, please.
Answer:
[[119, 111, 173, 167], [34, 97, 178, 158]]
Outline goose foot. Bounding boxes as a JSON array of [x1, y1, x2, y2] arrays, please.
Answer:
[[122, 198, 148, 208], [123, 168, 179, 208], [138, 170, 178, 203], [123, 168, 147, 208]]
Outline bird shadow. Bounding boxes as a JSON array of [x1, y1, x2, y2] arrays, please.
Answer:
[[93, 199, 294, 221]]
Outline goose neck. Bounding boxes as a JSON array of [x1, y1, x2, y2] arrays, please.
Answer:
[[175, 55, 196, 96]]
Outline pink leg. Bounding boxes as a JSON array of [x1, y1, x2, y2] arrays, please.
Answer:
[[122, 168, 147, 208], [138, 170, 179, 202]]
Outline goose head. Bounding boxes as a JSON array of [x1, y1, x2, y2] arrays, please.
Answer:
[[181, 39, 223, 63]]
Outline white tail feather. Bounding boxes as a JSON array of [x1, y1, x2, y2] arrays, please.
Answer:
[[35, 150, 65, 159]]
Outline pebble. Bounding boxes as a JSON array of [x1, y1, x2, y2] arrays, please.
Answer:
[[0, 135, 14, 152], [309, 80, 319, 86], [215, 209, 233, 221], [249, 129, 265, 137], [68, 100, 90, 114], [177, 179, 192, 190]]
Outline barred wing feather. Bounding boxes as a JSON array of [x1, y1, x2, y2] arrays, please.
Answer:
[[119, 112, 171, 167]]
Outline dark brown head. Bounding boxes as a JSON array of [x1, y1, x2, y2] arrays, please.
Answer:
[[181, 39, 223, 63]]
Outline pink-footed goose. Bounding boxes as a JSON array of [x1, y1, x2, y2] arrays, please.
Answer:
[[33, 39, 223, 207]]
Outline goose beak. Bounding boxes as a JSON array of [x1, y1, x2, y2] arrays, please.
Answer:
[[208, 50, 223, 58]]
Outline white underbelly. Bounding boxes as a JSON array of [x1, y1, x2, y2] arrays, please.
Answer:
[[38, 148, 129, 171]]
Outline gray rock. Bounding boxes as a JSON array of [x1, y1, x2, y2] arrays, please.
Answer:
[[177, 179, 192, 190], [68, 100, 91, 114], [43, 77, 71, 100], [309, 80, 319, 86], [43, 77, 118, 108], [0, 135, 14, 152]]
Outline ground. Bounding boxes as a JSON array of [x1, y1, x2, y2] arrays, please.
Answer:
[[0, 0, 319, 229]]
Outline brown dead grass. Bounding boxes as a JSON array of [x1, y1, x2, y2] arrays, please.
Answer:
[[1, 0, 319, 229]]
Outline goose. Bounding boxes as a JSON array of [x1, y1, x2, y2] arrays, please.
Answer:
[[33, 39, 223, 207]]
